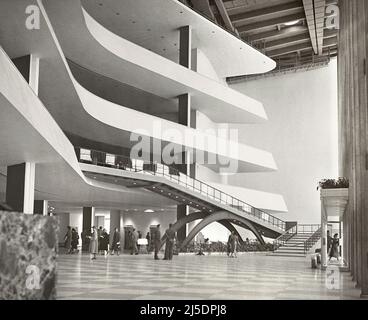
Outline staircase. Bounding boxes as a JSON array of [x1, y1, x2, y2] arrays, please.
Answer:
[[273, 225, 321, 257], [76, 147, 287, 240]]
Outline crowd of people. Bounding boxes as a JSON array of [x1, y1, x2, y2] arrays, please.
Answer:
[[64, 224, 178, 261]]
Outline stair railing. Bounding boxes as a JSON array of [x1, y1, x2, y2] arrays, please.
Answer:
[[303, 226, 322, 254], [75, 147, 287, 232], [273, 225, 297, 251]]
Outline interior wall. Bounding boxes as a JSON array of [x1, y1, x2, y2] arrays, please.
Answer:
[[122, 210, 176, 236], [228, 60, 339, 224]]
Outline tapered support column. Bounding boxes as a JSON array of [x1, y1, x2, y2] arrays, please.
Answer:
[[6, 163, 35, 214], [34, 200, 48, 216], [179, 26, 192, 68]]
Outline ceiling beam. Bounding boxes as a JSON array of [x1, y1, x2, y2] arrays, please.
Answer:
[[190, 0, 216, 21], [213, 0, 237, 34], [230, 1, 304, 23], [237, 12, 306, 33], [266, 41, 313, 57], [261, 32, 311, 50], [245, 25, 308, 42], [302, 0, 326, 55]]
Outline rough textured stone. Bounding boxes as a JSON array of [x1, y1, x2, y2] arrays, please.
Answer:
[[0, 211, 58, 300]]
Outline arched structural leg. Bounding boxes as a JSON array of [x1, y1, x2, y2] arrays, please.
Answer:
[[180, 211, 265, 249], [160, 211, 243, 248]]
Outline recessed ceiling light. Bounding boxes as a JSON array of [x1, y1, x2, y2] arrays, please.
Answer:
[[284, 20, 300, 26], [144, 209, 155, 213]]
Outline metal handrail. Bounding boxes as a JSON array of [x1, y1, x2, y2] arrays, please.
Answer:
[[297, 224, 321, 234], [273, 225, 297, 251], [75, 147, 286, 231], [304, 226, 322, 254]]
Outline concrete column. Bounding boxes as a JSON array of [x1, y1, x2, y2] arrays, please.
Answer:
[[6, 163, 35, 214], [109, 210, 121, 247], [179, 26, 192, 68], [34, 200, 48, 216], [338, 0, 368, 296], [82, 207, 95, 231], [321, 215, 328, 271], [12, 54, 39, 95], [177, 204, 188, 243]]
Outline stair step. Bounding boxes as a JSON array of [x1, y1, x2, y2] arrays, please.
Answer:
[[271, 252, 307, 257], [274, 250, 305, 255]]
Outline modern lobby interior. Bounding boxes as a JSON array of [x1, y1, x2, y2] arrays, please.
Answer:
[[1, 0, 368, 301]]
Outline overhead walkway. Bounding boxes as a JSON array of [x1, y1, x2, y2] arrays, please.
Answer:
[[76, 147, 287, 246]]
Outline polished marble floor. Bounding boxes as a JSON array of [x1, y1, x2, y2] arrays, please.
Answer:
[[56, 252, 364, 300]]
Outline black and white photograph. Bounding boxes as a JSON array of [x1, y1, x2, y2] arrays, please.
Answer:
[[0, 0, 367, 308]]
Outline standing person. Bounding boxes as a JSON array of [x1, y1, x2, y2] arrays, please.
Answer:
[[227, 233, 232, 257], [111, 228, 120, 256], [153, 224, 161, 260], [329, 233, 340, 261], [89, 226, 98, 260], [130, 228, 138, 255], [163, 224, 177, 260], [327, 230, 333, 255], [98, 226, 103, 254], [146, 232, 151, 252], [100, 228, 109, 255], [126, 230, 132, 252], [231, 232, 240, 258], [71, 228, 79, 254], [64, 226, 72, 254]]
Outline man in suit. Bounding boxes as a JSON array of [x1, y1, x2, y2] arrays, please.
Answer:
[[153, 224, 161, 260]]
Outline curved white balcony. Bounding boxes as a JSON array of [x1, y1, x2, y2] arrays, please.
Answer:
[[80, 0, 276, 78], [43, 0, 270, 124]]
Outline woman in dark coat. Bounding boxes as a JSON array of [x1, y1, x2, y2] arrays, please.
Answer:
[[71, 228, 79, 253], [64, 226, 72, 254], [100, 228, 109, 254], [329, 233, 340, 261]]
